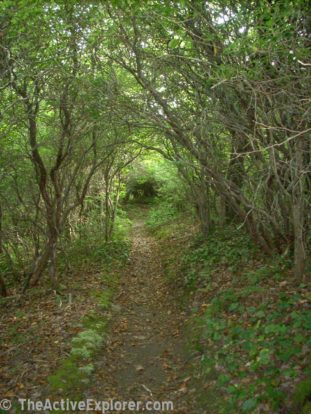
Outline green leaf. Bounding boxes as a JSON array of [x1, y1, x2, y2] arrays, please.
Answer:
[[168, 38, 180, 48], [242, 398, 258, 412]]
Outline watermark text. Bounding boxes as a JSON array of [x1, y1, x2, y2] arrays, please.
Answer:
[[0, 398, 174, 412]]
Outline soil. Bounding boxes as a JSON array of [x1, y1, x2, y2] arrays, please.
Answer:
[[88, 214, 204, 414]]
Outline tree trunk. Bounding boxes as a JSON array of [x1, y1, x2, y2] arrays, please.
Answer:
[[104, 182, 110, 242], [48, 241, 57, 290], [0, 275, 7, 297], [0, 205, 7, 297], [292, 137, 306, 279], [23, 234, 57, 291], [195, 191, 210, 238], [0, 204, 3, 255], [108, 183, 121, 240]]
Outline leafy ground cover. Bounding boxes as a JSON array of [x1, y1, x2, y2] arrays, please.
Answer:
[[47, 267, 121, 402], [0, 233, 130, 412], [148, 211, 311, 413]]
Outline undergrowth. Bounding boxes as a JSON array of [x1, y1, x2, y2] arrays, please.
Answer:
[[186, 233, 311, 413], [45, 216, 130, 406], [150, 208, 311, 414], [47, 272, 116, 400], [58, 208, 131, 275], [146, 201, 180, 229], [180, 227, 257, 291]]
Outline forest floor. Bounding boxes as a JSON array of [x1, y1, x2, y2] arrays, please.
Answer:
[[87, 210, 203, 413], [2, 206, 309, 413], [0, 208, 205, 413]]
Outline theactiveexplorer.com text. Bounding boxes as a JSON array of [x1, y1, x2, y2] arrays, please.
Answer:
[[17, 398, 174, 412]]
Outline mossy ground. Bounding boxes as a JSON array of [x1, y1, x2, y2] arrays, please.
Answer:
[[47, 271, 119, 402]]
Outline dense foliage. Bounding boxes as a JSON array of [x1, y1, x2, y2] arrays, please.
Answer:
[[184, 232, 311, 413], [1, 1, 310, 294], [0, 2, 310, 412]]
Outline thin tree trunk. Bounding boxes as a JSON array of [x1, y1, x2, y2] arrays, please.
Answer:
[[195, 190, 210, 238], [23, 248, 49, 292], [0, 275, 7, 297], [0, 205, 7, 297], [23, 235, 56, 291], [48, 240, 57, 290], [104, 182, 110, 242], [108, 182, 121, 240], [292, 137, 306, 279]]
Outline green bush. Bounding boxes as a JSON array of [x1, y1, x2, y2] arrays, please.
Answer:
[[59, 233, 130, 274], [181, 226, 256, 290], [146, 201, 179, 229], [113, 209, 132, 240]]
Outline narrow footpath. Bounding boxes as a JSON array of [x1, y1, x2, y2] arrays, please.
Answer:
[[88, 216, 204, 414]]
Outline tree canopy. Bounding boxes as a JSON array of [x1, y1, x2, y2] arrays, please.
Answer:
[[0, 0, 310, 291]]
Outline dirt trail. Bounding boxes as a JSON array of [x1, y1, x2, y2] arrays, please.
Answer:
[[89, 214, 202, 413]]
